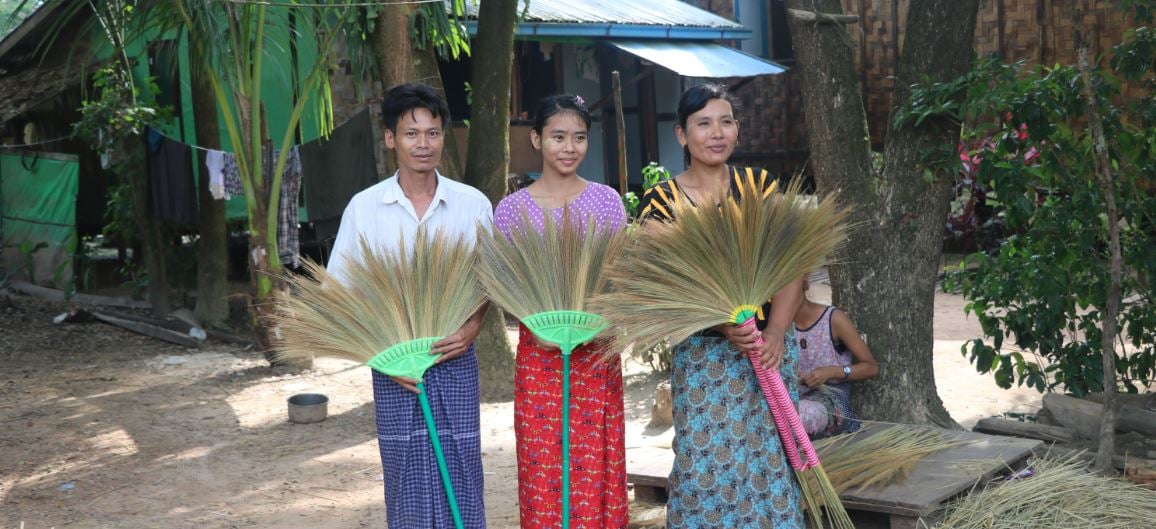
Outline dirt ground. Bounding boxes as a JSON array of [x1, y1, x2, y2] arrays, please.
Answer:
[[0, 282, 1044, 529]]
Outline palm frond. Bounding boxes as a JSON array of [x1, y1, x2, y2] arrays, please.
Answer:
[[271, 226, 483, 366], [592, 178, 849, 354], [476, 206, 629, 332]]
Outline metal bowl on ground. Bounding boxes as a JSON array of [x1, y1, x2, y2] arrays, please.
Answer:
[[287, 393, 328, 424]]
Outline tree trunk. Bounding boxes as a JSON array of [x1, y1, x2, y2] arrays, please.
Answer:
[[190, 56, 229, 329], [125, 137, 171, 316], [1072, 0, 1121, 474], [373, 4, 416, 177], [245, 188, 287, 362], [463, 0, 517, 202], [786, 0, 977, 426], [463, 0, 520, 400]]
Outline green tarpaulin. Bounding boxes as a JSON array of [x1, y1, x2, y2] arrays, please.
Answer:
[[1, 151, 79, 284]]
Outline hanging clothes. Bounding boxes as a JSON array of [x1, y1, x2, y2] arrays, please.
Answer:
[[299, 108, 379, 247], [145, 127, 197, 224], [274, 147, 302, 268], [215, 145, 301, 266], [222, 152, 244, 198], [204, 149, 227, 200]]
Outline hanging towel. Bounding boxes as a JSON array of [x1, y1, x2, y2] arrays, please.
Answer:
[[205, 149, 227, 200]]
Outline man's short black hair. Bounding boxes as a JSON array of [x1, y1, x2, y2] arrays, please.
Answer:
[[380, 83, 452, 133]]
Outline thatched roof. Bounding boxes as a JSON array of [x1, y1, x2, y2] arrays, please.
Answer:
[[0, 0, 91, 125]]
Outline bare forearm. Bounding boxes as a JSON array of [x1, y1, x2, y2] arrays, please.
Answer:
[[767, 276, 805, 335]]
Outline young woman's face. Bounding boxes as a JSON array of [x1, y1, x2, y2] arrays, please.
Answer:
[[677, 98, 739, 167], [532, 111, 589, 178]]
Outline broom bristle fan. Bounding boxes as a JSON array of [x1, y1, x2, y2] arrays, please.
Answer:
[[475, 206, 630, 359], [592, 179, 848, 356], [271, 227, 484, 367]]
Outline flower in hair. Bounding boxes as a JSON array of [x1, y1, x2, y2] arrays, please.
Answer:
[[574, 95, 585, 106]]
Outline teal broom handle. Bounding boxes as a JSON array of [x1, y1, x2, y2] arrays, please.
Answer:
[[417, 382, 464, 529], [560, 344, 573, 529]]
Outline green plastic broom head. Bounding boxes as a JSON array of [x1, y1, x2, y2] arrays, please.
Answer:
[[366, 337, 442, 380], [522, 310, 608, 356]]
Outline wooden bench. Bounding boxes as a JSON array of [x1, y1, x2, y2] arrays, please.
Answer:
[[626, 422, 1042, 529]]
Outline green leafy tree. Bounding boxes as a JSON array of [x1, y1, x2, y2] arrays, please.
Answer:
[[904, 0, 1156, 471], [926, 23, 1156, 397]]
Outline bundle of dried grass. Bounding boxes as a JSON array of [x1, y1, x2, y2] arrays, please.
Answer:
[[937, 455, 1156, 529], [270, 227, 483, 368], [476, 208, 629, 356], [594, 177, 852, 529], [593, 179, 847, 354], [815, 425, 970, 494]]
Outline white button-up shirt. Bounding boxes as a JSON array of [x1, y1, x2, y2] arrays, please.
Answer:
[[326, 171, 494, 285]]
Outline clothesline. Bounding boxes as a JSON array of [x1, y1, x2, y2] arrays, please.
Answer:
[[0, 136, 71, 150], [0, 104, 370, 153], [148, 105, 374, 155]]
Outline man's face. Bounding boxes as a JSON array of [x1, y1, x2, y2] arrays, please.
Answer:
[[385, 107, 444, 175]]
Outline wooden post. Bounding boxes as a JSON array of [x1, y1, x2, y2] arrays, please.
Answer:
[[639, 66, 659, 166], [612, 70, 628, 194]]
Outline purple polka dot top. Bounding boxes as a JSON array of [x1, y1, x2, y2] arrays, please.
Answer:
[[493, 181, 628, 238]]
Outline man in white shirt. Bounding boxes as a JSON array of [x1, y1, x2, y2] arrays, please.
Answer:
[[327, 83, 491, 529]]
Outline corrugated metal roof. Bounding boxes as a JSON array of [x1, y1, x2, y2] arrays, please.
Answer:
[[462, 0, 743, 29], [608, 40, 786, 78]]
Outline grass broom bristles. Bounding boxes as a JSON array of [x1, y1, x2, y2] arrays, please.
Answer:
[[592, 177, 848, 356], [270, 227, 484, 366], [476, 206, 629, 353], [936, 455, 1156, 529], [815, 425, 971, 494]]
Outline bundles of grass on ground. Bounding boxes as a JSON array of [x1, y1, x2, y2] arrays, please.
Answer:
[[814, 424, 970, 494], [936, 455, 1156, 529]]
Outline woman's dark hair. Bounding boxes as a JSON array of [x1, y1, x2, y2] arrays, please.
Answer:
[[676, 83, 735, 167], [380, 83, 451, 133], [531, 95, 591, 136]]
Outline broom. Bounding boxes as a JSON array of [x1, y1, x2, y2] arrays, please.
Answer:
[[594, 177, 853, 529], [476, 208, 629, 529], [270, 227, 483, 529]]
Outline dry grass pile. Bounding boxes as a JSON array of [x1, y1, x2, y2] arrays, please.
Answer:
[[936, 455, 1156, 529], [815, 424, 970, 494]]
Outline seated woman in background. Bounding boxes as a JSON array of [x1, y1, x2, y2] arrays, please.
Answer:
[[794, 274, 879, 438]]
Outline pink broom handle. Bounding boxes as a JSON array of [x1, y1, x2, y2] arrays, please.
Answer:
[[738, 317, 820, 470]]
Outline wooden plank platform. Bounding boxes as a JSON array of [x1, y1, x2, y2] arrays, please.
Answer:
[[627, 423, 1042, 528]]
